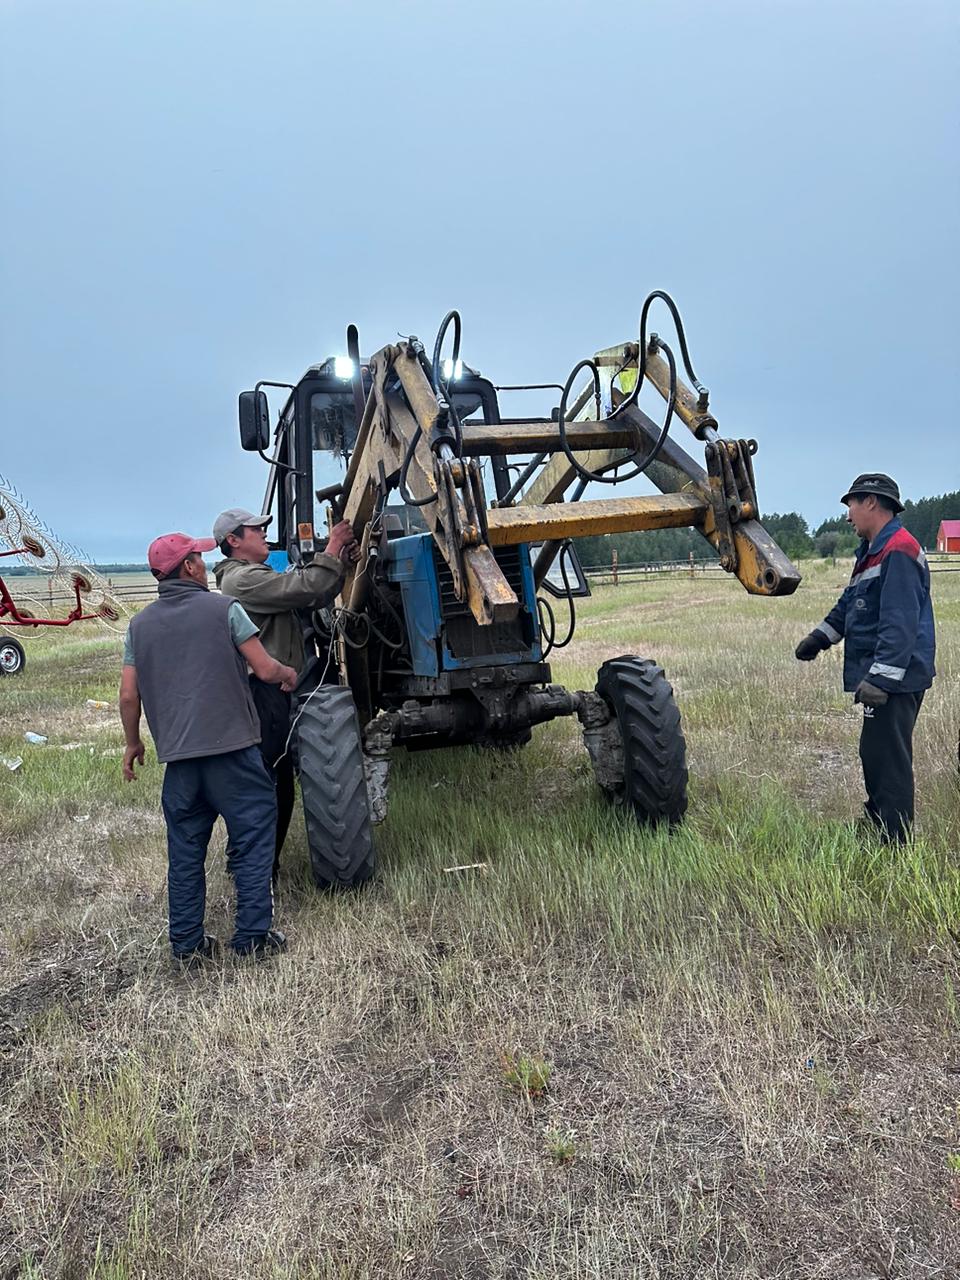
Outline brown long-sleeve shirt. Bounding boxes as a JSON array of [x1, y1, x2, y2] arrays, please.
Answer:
[[213, 554, 345, 672]]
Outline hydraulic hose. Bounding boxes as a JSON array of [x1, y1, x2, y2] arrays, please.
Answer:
[[556, 338, 678, 486], [611, 289, 708, 419], [398, 309, 465, 507], [537, 541, 578, 657]]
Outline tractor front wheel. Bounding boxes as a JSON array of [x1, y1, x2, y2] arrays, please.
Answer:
[[594, 655, 688, 826], [296, 686, 375, 890], [0, 636, 26, 676]]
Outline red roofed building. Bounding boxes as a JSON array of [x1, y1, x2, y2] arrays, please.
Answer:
[[936, 520, 960, 553]]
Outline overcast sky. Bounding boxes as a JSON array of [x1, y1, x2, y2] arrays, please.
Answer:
[[2, 0, 957, 561]]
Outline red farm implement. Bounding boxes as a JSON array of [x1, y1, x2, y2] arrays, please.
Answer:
[[0, 495, 121, 675]]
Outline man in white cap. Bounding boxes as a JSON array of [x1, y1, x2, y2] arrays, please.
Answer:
[[212, 507, 359, 878]]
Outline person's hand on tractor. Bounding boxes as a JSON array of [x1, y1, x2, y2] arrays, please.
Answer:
[[123, 740, 146, 781], [795, 632, 830, 661], [278, 664, 298, 694], [854, 679, 888, 707], [327, 520, 361, 566], [238, 637, 299, 694]]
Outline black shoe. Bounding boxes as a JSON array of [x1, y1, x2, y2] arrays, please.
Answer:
[[172, 934, 219, 968], [232, 928, 288, 958]]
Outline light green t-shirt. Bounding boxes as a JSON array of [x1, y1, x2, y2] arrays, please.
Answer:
[[122, 600, 258, 666]]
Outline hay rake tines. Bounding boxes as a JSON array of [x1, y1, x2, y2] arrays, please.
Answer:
[[0, 476, 127, 633], [0, 548, 113, 629], [0, 567, 110, 628]]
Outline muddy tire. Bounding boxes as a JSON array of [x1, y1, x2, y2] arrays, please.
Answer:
[[296, 686, 375, 890], [0, 636, 26, 675], [595, 655, 687, 826]]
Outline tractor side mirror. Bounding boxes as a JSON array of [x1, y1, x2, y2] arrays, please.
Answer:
[[239, 390, 270, 452]]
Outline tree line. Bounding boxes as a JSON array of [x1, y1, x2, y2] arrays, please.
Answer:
[[1, 562, 151, 577], [763, 489, 960, 560]]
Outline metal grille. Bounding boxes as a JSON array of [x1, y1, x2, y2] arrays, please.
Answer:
[[433, 545, 529, 659]]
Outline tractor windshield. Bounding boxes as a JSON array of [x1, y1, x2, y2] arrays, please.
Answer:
[[310, 384, 490, 529]]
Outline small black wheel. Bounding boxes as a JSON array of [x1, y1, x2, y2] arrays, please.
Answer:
[[296, 686, 375, 890], [0, 636, 26, 675], [595, 655, 687, 826]]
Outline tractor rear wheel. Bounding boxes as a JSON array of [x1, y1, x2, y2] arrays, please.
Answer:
[[594, 655, 687, 826], [296, 686, 375, 890], [0, 636, 26, 676]]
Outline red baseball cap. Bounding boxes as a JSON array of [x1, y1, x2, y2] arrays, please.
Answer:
[[148, 532, 217, 578]]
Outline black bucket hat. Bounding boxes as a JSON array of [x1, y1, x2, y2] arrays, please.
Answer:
[[840, 473, 903, 513]]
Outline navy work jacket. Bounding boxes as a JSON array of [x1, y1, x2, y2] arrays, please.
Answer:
[[815, 518, 935, 694]]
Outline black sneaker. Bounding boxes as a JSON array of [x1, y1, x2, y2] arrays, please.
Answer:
[[232, 928, 288, 958], [172, 934, 219, 968]]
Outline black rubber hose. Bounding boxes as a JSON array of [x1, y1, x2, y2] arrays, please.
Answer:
[[537, 595, 556, 657], [431, 310, 461, 396], [556, 337, 678, 485], [398, 423, 435, 507], [537, 541, 577, 656], [429, 309, 463, 453], [398, 309, 464, 506], [549, 543, 577, 650], [613, 289, 708, 417]]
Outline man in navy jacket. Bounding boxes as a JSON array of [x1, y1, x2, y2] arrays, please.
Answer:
[[795, 473, 935, 843]]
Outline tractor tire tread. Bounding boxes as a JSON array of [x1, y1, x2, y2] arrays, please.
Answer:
[[297, 687, 375, 890], [596, 654, 688, 826]]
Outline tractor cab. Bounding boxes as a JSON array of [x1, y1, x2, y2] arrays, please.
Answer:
[[239, 354, 509, 566]]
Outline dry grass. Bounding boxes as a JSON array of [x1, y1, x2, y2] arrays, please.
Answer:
[[1, 564, 959, 1278]]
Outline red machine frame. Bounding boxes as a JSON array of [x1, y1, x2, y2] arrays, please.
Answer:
[[0, 543, 118, 626]]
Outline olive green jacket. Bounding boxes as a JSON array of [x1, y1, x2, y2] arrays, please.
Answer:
[[213, 554, 345, 672]]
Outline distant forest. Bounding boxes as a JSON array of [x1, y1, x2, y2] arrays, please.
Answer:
[[1, 562, 150, 577]]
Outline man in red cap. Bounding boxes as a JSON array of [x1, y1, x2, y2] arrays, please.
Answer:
[[119, 532, 298, 964]]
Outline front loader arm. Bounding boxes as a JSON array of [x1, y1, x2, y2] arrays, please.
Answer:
[[338, 343, 518, 626], [331, 306, 798, 652], [519, 342, 800, 597]]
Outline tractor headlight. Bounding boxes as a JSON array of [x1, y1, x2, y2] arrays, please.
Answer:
[[334, 356, 355, 380], [441, 358, 463, 382]]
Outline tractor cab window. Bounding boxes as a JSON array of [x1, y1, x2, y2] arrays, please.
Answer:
[[310, 378, 498, 528], [309, 387, 486, 461], [309, 388, 361, 525], [310, 391, 360, 459]]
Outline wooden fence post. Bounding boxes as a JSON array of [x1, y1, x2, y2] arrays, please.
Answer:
[[612, 548, 619, 586]]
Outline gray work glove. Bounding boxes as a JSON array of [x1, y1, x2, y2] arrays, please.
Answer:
[[854, 680, 888, 707], [795, 632, 830, 661]]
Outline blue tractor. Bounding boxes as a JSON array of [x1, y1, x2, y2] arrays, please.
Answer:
[[239, 304, 799, 887]]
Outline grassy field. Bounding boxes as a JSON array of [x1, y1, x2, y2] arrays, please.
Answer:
[[1, 561, 958, 1278]]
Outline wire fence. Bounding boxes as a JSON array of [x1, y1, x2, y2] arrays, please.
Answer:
[[582, 557, 724, 586], [15, 551, 960, 605], [582, 551, 960, 586]]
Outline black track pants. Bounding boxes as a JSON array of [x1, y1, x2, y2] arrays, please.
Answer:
[[858, 690, 925, 843], [248, 677, 295, 878]]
